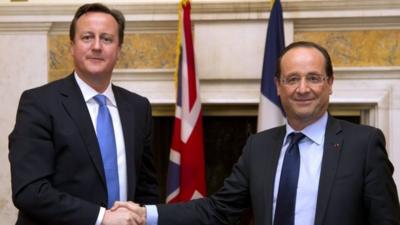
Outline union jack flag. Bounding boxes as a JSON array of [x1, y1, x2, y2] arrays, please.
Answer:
[[166, 0, 206, 203]]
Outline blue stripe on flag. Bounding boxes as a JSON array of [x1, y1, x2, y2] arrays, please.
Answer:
[[166, 161, 180, 196], [260, 0, 285, 112]]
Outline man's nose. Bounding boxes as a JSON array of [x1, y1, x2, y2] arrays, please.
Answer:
[[296, 78, 310, 93], [92, 37, 102, 50]]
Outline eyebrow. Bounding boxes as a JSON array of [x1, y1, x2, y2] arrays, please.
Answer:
[[100, 33, 114, 37], [284, 71, 324, 77]]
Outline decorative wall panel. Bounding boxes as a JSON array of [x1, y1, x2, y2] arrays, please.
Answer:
[[295, 30, 400, 66]]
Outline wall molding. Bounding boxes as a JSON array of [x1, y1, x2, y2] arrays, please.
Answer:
[[113, 66, 400, 82], [112, 66, 400, 105], [0, 22, 51, 33], [1, 0, 399, 21], [335, 67, 400, 80], [1, 1, 399, 33]]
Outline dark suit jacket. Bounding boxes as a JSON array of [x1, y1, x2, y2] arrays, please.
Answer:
[[158, 116, 400, 225], [9, 74, 160, 225]]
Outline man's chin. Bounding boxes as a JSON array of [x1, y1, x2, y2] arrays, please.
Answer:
[[293, 111, 314, 122], [83, 69, 109, 77]]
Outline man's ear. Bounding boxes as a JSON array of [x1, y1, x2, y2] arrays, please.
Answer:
[[328, 75, 334, 95], [70, 41, 75, 55]]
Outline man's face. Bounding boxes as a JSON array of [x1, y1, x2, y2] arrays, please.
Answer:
[[276, 47, 333, 129], [71, 12, 120, 81]]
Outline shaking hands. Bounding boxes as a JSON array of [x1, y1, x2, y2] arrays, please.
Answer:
[[101, 201, 147, 225]]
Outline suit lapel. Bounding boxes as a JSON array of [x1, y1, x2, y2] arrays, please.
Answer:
[[264, 127, 286, 225], [113, 86, 137, 200], [314, 116, 343, 225], [59, 74, 106, 185]]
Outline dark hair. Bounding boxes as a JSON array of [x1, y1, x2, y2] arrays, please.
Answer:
[[276, 41, 333, 79], [69, 3, 125, 46]]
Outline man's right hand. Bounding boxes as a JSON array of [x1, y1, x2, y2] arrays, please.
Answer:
[[101, 207, 145, 225]]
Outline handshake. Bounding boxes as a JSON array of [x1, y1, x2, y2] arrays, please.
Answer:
[[101, 201, 148, 225]]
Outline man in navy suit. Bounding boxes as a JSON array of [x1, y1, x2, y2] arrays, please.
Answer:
[[114, 41, 400, 225], [9, 3, 159, 225]]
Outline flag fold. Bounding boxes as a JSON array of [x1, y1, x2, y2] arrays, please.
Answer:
[[166, 0, 207, 203]]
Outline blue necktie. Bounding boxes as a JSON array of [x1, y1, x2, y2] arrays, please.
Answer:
[[274, 132, 305, 225], [94, 95, 120, 208]]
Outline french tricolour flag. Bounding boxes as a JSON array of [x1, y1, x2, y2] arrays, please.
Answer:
[[257, 0, 286, 132], [166, 0, 206, 203]]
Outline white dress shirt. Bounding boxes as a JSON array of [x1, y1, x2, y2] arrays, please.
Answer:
[[74, 73, 128, 225], [272, 112, 328, 225]]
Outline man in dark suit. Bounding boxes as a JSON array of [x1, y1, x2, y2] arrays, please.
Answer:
[[113, 41, 400, 225], [9, 3, 159, 225]]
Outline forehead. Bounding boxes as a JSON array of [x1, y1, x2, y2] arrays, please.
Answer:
[[280, 46, 325, 74], [75, 12, 118, 32]]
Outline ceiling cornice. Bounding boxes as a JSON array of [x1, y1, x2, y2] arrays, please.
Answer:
[[0, 0, 399, 20]]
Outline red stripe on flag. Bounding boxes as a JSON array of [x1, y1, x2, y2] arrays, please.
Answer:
[[182, 2, 197, 111]]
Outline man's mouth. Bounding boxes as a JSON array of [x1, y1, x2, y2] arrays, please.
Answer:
[[294, 98, 314, 104], [87, 57, 104, 61]]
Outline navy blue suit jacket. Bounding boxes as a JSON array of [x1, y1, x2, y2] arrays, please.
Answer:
[[158, 116, 400, 225], [9, 74, 160, 225]]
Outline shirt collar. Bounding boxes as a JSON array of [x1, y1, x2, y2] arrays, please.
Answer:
[[74, 72, 116, 107], [284, 112, 328, 145]]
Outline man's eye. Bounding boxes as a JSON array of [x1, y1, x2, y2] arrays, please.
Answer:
[[102, 36, 113, 44], [308, 76, 321, 83], [287, 77, 300, 84], [81, 35, 92, 41]]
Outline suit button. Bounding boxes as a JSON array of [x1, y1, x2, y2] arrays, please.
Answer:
[[101, 202, 106, 207]]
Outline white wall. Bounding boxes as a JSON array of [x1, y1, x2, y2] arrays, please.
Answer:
[[0, 33, 48, 224]]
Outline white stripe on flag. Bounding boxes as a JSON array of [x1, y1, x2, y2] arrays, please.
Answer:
[[179, 17, 202, 143], [257, 94, 285, 132], [166, 188, 180, 203], [169, 149, 181, 164], [191, 190, 204, 200]]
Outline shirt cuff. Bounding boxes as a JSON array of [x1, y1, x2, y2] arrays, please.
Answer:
[[95, 207, 106, 225], [145, 205, 159, 225]]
